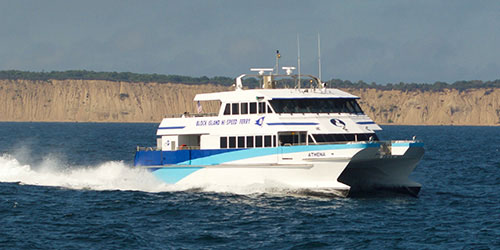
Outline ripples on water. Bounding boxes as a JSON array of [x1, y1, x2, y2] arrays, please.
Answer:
[[0, 123, 498, 249]]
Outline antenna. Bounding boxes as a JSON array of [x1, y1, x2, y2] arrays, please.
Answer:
[[282, 66, 295, 75], [250, 68, 274, 89], [318, 33, 322, 83], [297, 34, 301, 88], [250, 68, 273, 75], [275, 50, 281, 75]]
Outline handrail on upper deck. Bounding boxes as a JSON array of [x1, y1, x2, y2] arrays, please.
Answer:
[[164, 112, 218, 118], [238, 73, 323, 90]]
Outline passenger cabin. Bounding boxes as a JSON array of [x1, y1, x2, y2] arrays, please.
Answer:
[[154, 73, 381, 152]]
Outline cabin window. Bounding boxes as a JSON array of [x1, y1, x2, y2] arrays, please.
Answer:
[[314, 134, 334, 143], [266, 104, 273, 114], [249, 103, 257, 114], [224, 104, 230, 115], [308, 135, 315, 144], [246, 136, 254, 148], [278, 131, 307, 146], [270, 98, 364, 114], [241, 103, 248, 115], [237, 136, 245, 148], [255, 136, 263, 147], [273, 135, 277, 147], [357, 134, 373, 141], [232, 103, 239, 115], [344, 134, 355, 141], [220, 137, 227, 148], [264, 135, 272, 147], [311, 133, 378, 143], [258, 102, 266, 114], [229, 136, 236, 148]]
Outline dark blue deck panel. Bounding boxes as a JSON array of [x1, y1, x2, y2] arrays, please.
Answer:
[[134, 148, 245, 166]]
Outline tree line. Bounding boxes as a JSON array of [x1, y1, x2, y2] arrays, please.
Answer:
[[0, 70, 498, 91], [325, 79, 500, 92]]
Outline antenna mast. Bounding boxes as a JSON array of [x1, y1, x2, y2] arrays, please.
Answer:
[[275, 50, 280, 75], [297, 34, 301, 88], [317, 33, 322, 83]]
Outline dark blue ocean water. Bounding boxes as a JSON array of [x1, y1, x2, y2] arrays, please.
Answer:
[[0, 123, 498, 249]]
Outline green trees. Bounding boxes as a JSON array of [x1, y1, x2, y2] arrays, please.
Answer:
[[0, 70, 499, 91], [0, 70, 235, 86], [325, 79, 500, 91]]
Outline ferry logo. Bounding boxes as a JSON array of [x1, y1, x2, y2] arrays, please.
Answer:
[[330, 118, 346, 128], [255, 116, 265, 126]]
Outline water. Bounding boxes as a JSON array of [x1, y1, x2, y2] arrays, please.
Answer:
[[0, 122, 498, 249]]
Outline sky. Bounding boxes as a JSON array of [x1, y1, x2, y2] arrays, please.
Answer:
[[1, 0, 500, 84]]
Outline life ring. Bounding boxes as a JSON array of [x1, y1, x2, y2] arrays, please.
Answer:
[[179, 144, 187, 150]]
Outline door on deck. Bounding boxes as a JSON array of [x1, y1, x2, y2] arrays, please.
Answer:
[[278, 131, 308, 163]]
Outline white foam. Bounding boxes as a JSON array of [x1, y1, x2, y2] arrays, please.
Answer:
[[0, 154, 315, 196], [0, 154, 169, 192]]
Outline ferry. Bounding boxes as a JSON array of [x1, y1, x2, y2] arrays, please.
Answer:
[[134, 67, 424, 197]]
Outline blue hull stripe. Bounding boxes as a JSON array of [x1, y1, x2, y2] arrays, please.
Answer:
[[266, 122, 319, 126], [134, 149, 247, 166], [158, 126, 185, 129], [356, 121, 376, 125]]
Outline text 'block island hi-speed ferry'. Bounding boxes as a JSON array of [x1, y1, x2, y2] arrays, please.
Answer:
[[134, 66, 424, 197]]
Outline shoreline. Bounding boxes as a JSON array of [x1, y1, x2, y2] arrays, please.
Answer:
[[0, 120, 498, 127]]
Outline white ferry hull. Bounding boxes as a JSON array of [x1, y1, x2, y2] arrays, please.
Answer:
[[138, 142, 424, 197]]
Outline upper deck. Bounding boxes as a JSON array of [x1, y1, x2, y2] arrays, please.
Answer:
[[153, 69, 383, 151], [194, 87, 359, 103]]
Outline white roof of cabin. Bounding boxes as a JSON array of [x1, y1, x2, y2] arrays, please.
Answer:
[[194, 88, 358, 102]]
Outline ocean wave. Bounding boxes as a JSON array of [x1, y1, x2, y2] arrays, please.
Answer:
[[0, 154, 168, 192], [0, 154, 313, 196]]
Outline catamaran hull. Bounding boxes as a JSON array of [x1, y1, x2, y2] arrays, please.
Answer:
[[136, 142, 424, 197]]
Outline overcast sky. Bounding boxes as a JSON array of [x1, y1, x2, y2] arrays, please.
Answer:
[[1, 0, 499, 84]]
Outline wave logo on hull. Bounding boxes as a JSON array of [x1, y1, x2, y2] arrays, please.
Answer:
[[330, 118, 346, 129], [255, 116, 265, 126]]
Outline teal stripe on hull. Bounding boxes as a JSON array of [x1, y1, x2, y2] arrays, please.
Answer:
[[153, 167, 203, 184], [392, 142, 424, 147], [178, 143, 378, 166]]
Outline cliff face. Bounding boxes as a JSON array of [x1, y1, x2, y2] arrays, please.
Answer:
[[0, 79, 499, 125], [349, 88, 500, 125], [0, 79, 228, 122]]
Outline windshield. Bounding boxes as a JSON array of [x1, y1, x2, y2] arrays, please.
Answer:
[[269, 98, 364, 114]]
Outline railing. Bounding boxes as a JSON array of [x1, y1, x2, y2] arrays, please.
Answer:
[[136, 140, 421, 151], [136, 146, 201, 151], [136, 146, 160, 151], [164, 113, 218, 118], [177, 146, 201, 150]]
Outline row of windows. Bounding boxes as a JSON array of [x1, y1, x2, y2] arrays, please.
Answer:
[[220, 135, 277, 148], [312, 133, 378, 143], [223, 98, 365, 115], [220, 133, 378, 149], [223, 102, 273, 115], [269, 98, 364, 114]]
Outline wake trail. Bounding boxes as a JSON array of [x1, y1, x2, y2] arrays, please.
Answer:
[[0, 154, 330, 197], [0, 154, 169, 192]]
